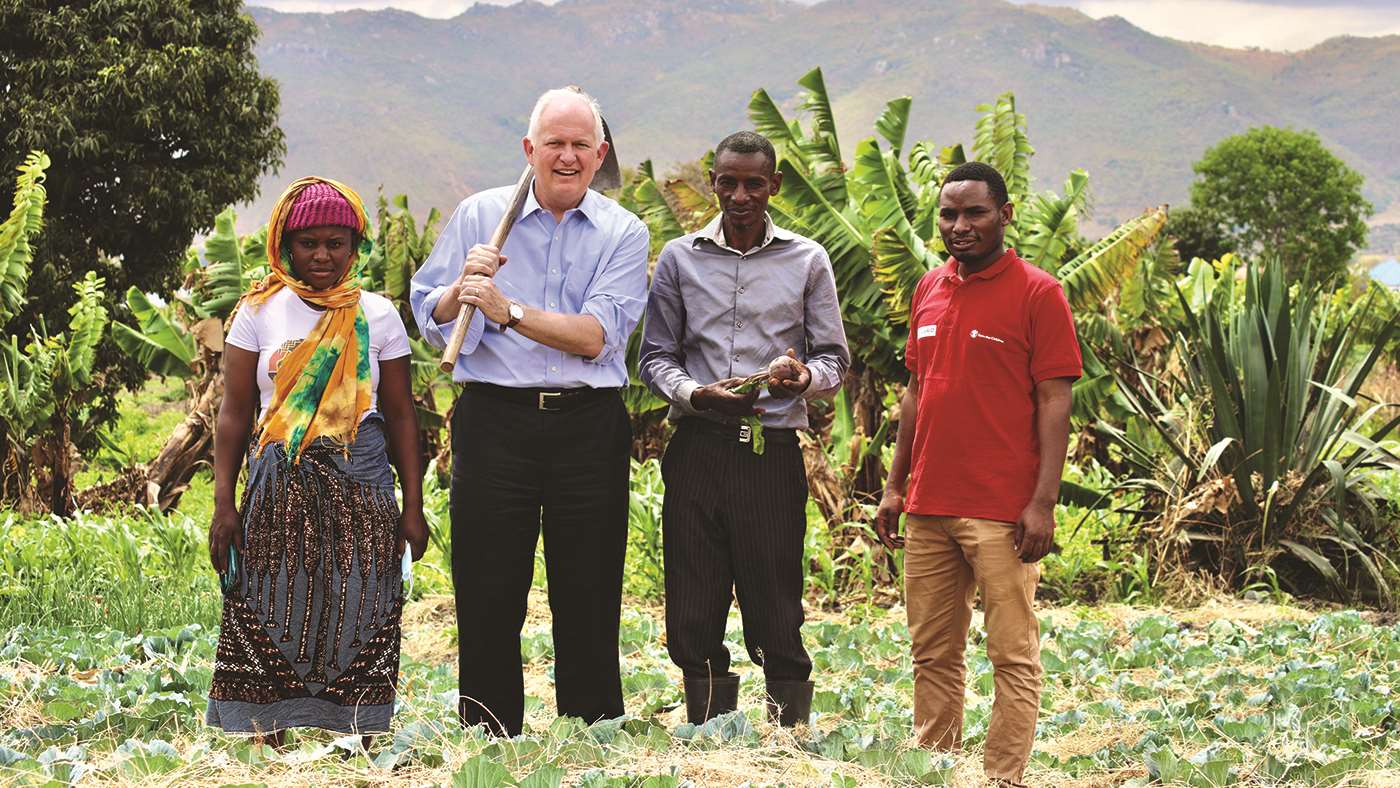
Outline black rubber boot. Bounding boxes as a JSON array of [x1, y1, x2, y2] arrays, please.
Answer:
[[765, 679, 814, 727], [683, 674, 740, 724]]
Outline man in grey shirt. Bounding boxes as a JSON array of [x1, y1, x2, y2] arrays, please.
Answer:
[[640, 130, 850, 727]]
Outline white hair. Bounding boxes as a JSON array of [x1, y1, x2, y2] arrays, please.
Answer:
[[526, 86, 605, 145]]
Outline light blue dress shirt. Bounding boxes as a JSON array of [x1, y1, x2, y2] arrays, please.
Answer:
[[410, 183, 649, 388]]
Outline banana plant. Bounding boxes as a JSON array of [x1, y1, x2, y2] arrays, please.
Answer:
[[618, 158, 718, 257], [753, 73, 1169, 422], [0, 271, 108, 514], [110, 206, 258, 379], [110, 288, 198, 378], [0, 150, 51, 509], [0, 151, 49, 327], [361, 190, 440, 324]]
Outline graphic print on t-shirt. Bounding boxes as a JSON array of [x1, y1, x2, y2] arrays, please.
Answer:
[[267, 339, 303, 380]]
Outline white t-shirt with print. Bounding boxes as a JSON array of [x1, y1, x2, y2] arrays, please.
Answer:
[[226, 288, 412, 421]]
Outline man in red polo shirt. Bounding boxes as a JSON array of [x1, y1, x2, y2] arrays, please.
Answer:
[[876, 162, 1080, 787]]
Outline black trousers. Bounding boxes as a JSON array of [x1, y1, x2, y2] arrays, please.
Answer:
[[661, 419, 812, 682], [449, 385, 631, 737]]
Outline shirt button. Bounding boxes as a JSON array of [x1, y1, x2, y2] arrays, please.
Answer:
[[551, 365, 558, 372], [548, 301, 556, 308], [551, 268, 558, 274], [736, 321, 743, 328], [733, 354, 740, 362], [738, 287, 746, 294]]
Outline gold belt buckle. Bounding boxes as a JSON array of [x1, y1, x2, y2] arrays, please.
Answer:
[[538, 391, 562, 411]]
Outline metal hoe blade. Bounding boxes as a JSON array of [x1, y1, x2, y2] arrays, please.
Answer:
[[591, 116, 621, 192]]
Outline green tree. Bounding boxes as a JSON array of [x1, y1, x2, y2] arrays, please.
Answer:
[[1164, 204, 1234, 265], [1190, 127, 1370, 284], [0, 0, 285, 433]]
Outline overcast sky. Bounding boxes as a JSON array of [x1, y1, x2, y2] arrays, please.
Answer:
[[247, 0, 1400, 51]]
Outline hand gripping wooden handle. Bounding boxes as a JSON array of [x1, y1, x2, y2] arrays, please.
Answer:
[[439, 164, 535, 373]]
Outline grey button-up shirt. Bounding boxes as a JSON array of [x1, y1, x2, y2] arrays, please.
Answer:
[[640, 214, 850, 429]]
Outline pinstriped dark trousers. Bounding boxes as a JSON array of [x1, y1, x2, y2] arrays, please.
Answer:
[[661, 419, 812, 682]]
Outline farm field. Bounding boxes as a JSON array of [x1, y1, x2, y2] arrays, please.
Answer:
[[3, 507, 1400, 786]]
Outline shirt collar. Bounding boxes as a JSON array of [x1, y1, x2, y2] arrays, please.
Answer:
[[695, 212, 794, 254], [935, 248, 1019, 283], [522, 180, 600, 227]]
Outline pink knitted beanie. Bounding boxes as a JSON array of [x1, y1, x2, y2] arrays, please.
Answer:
[[284, 182, 360, 231]]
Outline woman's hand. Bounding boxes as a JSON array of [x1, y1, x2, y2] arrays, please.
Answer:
[[209, 504, 243, 573], [398, 505, 429, 561]]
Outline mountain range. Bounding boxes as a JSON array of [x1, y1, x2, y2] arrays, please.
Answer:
[[245, 0, 1400, 245]]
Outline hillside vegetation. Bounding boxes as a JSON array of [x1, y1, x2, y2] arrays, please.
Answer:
[[246, 0, 1400, 238]]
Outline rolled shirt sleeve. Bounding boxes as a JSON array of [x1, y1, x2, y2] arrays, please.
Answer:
[[580, 218, 649, 366], [639, 244, 702, 415], [410, 200, 488, 358], [800, 246, 850, 400]]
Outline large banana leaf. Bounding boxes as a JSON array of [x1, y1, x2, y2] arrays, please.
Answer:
[[870, 224, 940, 326], [905, 140, 944, 189], [0, 151, 48, 326], [794, 68, 848, 209], [748, 88, 806, 167], [0, 333, 57, 438], [855, 138, 940, 326], [1019, 169, 1090, 272], [379, 194, 440, 304], [905, 140, 960, 239], [62, 271, 107, 387], [1055, 206, 1168, 312], [199, 207, 251, 319], [770, 159, 875, 307], [973, 93, 1033, 203], [383, 210, 414, 302], [875, 97, 912, 159], [631, 178, 687, 246], [111, 286, 197, 378], [666, 180, 717, 230]]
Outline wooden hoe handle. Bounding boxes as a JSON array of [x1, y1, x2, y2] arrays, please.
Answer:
[[439, 164, 534, 373]]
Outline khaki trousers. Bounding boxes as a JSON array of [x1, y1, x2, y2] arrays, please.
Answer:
[[904, 515, 1042, 783]]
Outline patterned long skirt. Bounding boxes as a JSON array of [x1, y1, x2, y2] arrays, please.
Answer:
[[206, 418, 403, 734]]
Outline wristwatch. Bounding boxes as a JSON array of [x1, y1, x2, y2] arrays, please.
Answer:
[[500, 300, 525, 332]]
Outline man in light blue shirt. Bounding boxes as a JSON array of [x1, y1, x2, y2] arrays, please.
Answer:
[[409, 86, 648, 738]]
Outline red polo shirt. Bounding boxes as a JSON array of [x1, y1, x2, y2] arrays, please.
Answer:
[[903, 249, 1081, 523]]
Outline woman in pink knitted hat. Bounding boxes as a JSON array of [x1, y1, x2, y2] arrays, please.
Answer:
[[205, 177, 428, 749]]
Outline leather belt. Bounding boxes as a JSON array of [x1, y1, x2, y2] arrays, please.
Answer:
[[676, 417, 799, 446], [464, 383, 618, 412]]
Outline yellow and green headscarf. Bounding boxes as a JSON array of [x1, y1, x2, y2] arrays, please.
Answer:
[[235, 176, 372, 464]]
